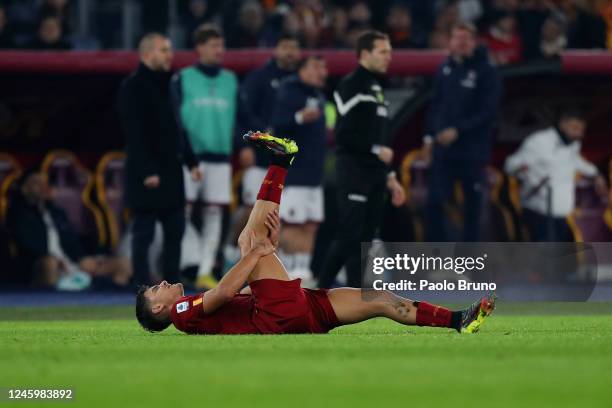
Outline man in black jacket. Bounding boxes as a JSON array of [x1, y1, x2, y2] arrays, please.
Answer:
[[7, 171, 131, 290], [318, 31, 406, 289], [271, 55, 328, 282], [238, 34, 301, 206], [118, 33, 200, 286], [424, 22, 502, 242]]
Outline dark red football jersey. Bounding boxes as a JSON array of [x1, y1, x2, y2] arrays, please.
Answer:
[[170, 293, 263, 334], [170, 279, 340, 335]]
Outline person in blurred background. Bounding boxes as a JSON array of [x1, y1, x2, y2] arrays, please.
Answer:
[[504, 108, 608, 241], [318, 31, 405, 289], [319, 7, 350, 48], [183, 0, 217, 48], [119, 33, 200, 287], [0, 5, 16, 48], [171, 24, 237, 289], [25, 14, 71, 49], [539, 14, 568, 58], [481, 11, 523, 65], [384, 3, 424, 49], [560, 0, 607, 49], [227, 33, 301, 266], [226, 0, 266, 48], [428, 1, 461, 49], [424, 21, 502, 242], [39, 0, 71, 35], [271, 55, 328, 283], [238, 34, 301, 209], [347, 1, 372, 29], [7, 170, 131, 290]]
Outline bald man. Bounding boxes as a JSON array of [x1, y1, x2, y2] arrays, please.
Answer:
[[119, 33, 201, 287]]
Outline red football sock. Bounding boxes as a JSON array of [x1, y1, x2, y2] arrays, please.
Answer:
[[256, 165, 287, 204], [415, 301, 454, 328]]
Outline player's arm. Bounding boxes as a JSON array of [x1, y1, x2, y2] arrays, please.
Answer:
[[201, 210, 279, 314], [201, 251, 262, 314]]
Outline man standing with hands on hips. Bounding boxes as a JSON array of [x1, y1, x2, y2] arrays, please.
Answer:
[[318, 30, 406, 289]]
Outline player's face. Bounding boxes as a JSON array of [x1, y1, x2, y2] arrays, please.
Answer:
[[300, 59, 327, 88], [560, 118, 586, 141], [449, 28, 477, 58], [275, 39, 301, 70], [146, 281, 184, 311], [197, 37, 225, 65], [363, 39, 392, 74], [148, 38, 174, 72]]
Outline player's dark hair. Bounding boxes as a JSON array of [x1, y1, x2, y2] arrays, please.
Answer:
[[276, 32, 300, 46], [356, 30, 389, 58], [297, 55, 323, 72], [193, 23, 222, 46], [135, 286, 171, 333], [558, 107, 586, 123]]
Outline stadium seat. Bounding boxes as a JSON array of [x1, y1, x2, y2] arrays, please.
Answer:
[[95, 151, 127, 251], [485, 167, 518, 241], [569, 175, 612, 242], [41, 150, 107, 249], [400, 149, 429, 240], [0, 153, 22, 224]]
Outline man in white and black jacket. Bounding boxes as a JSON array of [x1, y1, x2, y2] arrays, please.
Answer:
[[505, 109, 608, 241], [317, 30, 406, 289]]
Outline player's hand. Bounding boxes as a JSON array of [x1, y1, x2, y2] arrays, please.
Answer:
[[378, 146, 394, 165], [299, 107, 321, 123], [247, 230, 276, 258], [239, 147, 256, 168], [190, 166, 203, 182], [264, 208, 281, 248], [143, 175, 160, 189], [387, 175, 406, 207], [436, 127, 458, 146]]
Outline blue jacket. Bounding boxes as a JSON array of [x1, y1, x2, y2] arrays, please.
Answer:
[[272, 76, 327, 187], [428, 46, 502, 161], [239, 59, 295, 166]]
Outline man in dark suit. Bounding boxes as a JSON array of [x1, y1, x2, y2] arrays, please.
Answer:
[[118, 33, 201, 286]]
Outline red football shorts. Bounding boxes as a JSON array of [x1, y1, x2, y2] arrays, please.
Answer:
[[249, 278, 340, 334]]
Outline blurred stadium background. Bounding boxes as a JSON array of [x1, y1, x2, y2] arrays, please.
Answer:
[[1, 0, 612, 296]]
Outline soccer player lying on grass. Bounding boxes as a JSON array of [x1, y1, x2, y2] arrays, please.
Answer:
[[136, 132, 496, 335]]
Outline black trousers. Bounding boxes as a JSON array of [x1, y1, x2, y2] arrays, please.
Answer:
[[522, 208, 573, 242], [426, 157, 485, 242], [131, 207, 185, 286], [317, 158, 386, 288]]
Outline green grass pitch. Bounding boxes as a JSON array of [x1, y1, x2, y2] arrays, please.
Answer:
[[1, 303, 611, 408]]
